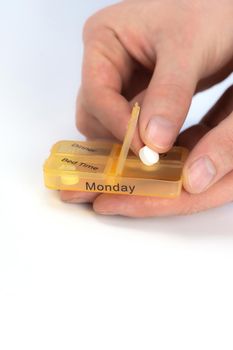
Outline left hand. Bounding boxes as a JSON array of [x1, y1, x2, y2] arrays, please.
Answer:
[[61, 85, 233, 217]]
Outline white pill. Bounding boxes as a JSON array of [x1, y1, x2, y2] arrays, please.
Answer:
[[60, 164, 79, 185], [61, 174, 79, 185], [139, 146, 159, 166]]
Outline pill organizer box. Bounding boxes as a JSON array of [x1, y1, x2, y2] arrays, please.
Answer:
[[43, 103, 188, 197]]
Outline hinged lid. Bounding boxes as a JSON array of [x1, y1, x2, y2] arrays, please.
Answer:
[[114, 102, 140, 176]]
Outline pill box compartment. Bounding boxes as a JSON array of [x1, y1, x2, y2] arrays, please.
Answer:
[[50, 140, 114, 157], [108, 146, 187, 197], [44, 140, 117, 189], [44, 141, 188, 198]]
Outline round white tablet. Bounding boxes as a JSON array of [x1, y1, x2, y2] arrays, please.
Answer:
[[139, 146, 159, 166]]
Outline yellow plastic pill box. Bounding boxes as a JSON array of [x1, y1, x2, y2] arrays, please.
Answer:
[[43, 104, 188, 198]]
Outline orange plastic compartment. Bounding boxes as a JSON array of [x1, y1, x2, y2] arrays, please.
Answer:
[[43, 103, 188, 198]]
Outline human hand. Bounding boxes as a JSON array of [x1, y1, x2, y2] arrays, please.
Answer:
[[61, 0, 233, 216]]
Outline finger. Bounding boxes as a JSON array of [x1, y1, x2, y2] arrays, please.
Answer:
[[122, 66, 152, 102], [82, 29, 143, 153], [183, 110, 233, 194], [60, 190, 99, 203], [92, 171, 233, 217], [139, 50, 198, 153], [77, 87, 146, 143], [76, 90, 114, 140]]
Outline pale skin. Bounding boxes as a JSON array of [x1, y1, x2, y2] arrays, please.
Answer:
[[61, 0, 233, 217]]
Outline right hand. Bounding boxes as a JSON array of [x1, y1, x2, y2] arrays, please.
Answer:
[[76, 0, 233, 154], [61, 0, 233, 216]]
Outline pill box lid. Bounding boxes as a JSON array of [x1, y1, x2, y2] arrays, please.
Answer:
[[114, 102, 140, 176]]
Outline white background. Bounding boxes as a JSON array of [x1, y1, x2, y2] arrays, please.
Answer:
[[0, 1, 233, 349]]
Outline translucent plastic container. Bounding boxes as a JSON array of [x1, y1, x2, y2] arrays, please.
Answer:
[[43, 103, 188, 198]]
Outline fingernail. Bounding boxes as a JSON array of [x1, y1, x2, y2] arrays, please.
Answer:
[[187, 156, 216, 193], [145, 116, 176, 149]]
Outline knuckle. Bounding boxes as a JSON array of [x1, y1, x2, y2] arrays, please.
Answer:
[[82, 9, 106, 42], [82, 16, 95, 39], [76, 116, 89, 136], [82, 5, 114, 45]]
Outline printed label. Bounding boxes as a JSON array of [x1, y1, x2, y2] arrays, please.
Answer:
[[56, 142, 112, 156], [71, 143, 96, 152], [85, 182, 135, 195], [60, 158, 103, 173]]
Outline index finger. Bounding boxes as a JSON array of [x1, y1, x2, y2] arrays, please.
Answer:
[[81, 27, 143, 152]]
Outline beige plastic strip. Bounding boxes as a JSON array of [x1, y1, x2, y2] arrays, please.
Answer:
[[115, 102, 140, 176]]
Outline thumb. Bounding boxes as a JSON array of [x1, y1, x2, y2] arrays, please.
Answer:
[[183, 111, 233, 194], [139, 54, 197, 152]]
